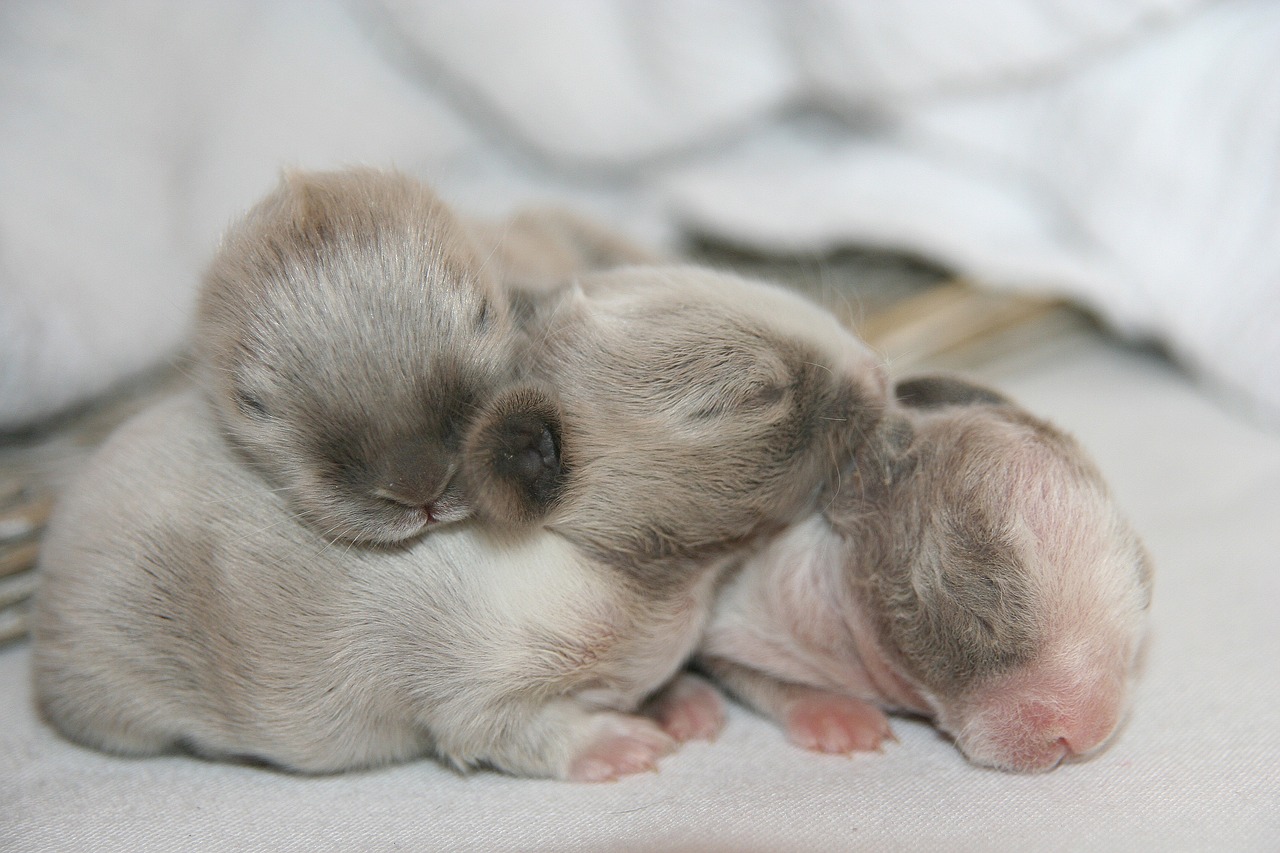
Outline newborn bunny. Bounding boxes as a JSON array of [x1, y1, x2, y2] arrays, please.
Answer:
[[33, 266, 887, 782], [196, 168, 553, 544], [699, 375, 1152, 772]]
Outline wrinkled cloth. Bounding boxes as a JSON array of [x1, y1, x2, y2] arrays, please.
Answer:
[[2, 0, 1278, 429]]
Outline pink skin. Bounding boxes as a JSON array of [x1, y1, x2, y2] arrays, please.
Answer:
[[697, 518, 932, 758], [566, 675, 732, 783], [701, 504, 1140, 772], [748, 622, 1130, 769], [837, 603, 1133, 771], [784, 688, 894, 754], [943, 655, 1131, 772], [766, 612, 915, 756], [644, 673, 727, 743], [566, 715, 676, 783]]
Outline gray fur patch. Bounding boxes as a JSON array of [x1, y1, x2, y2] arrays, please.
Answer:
[[896, 375, 1011, 410], [832, 405, 1043, 697]]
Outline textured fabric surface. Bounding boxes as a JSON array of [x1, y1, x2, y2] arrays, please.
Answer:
[[4, 0, 1280, 429], [5, 329, 1278, 852]]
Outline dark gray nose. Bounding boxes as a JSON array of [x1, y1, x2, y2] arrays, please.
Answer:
[[378, 440, 452, 508], [461, 385, 564, 524]]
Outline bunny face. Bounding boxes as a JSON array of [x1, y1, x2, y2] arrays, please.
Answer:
[[832, 377, 1152, 771], [514, 266, 890, 577], [699, 375, 1151, 773], [197, 169, 522, 544]]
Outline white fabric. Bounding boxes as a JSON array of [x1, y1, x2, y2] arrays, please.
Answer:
[[3, 0, 1280, 428], [5, 329, 1279, 851]]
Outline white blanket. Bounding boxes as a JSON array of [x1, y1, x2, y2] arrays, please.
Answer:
[[2, 0, 1278, 428]]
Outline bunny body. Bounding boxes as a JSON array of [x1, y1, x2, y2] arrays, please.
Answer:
[[35, 266, 887, 780], [700, 376, 1152, 772]]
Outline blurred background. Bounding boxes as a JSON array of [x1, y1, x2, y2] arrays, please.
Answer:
[[2, 0, 1279, 640]]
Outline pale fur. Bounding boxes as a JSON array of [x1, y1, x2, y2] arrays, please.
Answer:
[[699, 375, 1152, 772], [33, 265, 887, 780], [195, 169, 648, 545], [465, 208, 659, 294], [196, 168, 521, 544]]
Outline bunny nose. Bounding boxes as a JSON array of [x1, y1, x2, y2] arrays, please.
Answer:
[[378, 442, 452, 509], [1018, 696, 1120, 766], [1053, 705, 1119, 759]]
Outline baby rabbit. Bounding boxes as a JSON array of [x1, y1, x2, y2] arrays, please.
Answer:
[[699, 375, 1152, 772], [33, 265, 888, 782], [196, 168, 555, 544]]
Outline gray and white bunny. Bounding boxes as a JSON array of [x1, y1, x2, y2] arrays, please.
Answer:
[[196, 168, 645, 544], [33, 265, 887, 781]]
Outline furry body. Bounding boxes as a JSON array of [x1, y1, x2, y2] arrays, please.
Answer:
[[34, 266, 886, 780]]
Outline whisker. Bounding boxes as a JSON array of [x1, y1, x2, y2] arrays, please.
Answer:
[[474, 215, 516, 281], [227, 515, 300, 546], [802, 360, 834, 378]]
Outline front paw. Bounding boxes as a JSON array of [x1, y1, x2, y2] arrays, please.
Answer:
[[566, 714, 677, 783], [785, 692, 893, 754]]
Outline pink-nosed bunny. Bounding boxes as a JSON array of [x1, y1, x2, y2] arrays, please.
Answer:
[[699, 375, 1152, 772]]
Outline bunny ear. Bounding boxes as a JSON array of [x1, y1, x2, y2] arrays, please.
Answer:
[[850, 413, 918, 495], [506, 279, 589, 339], [462, 385, 566, 526], [276, 169, 357, 247], [895, 375, 1010, 410]]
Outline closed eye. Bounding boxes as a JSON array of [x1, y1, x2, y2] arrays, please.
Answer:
[[689, 380, 791, 420], [745, 383, 788, 408], [474, 297, 494, 331], [236, 389, 270, 419]]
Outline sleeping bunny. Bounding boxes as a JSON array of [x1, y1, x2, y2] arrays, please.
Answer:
[[698, 375, 1152, 772], [196, 168, 644, 545], [33, 265, 888, 781]]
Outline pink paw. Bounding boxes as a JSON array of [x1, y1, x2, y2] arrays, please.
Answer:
[[645, 675, 727, 743], [785, 693, 893, 755], [567, 715, 677, 783]]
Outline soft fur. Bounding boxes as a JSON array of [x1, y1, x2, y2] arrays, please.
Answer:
[[465, 208, 658, 294], [196, 168, 528, 543], [195, 169, 647, 545], [33, 265, 887, 781], [699, 375, 1152, 772]]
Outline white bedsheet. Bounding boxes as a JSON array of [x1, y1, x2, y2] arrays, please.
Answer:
[[5, 327, 1278, 852], [3, 0, 1279, 428]]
